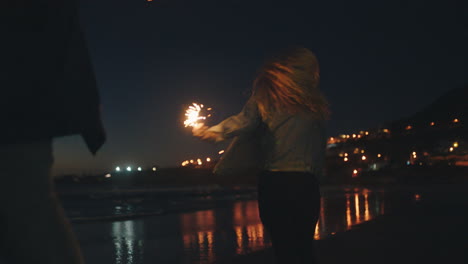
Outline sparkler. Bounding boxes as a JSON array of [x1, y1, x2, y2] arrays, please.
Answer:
[[184, 103, 211, 128]]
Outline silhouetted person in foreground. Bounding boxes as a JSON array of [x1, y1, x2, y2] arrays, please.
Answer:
[[0, 1, 105, 263], [193, 47, 329, 264]]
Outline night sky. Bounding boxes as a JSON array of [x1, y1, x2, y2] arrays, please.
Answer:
[[53, 0, 467, 175]]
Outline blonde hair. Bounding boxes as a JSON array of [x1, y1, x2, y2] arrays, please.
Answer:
[[253, 47, 330, 120]]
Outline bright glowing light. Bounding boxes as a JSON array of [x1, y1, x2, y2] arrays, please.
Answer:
[[365, 131, 369, 135], [344, 153, 348, 157], [197, 158, 202, 165], [218, 150, 225, 154], [105, 174, 112, 178], [405, 125, 412, 130], [361, 150, 365, 153], [414, 194, 421, 201], [137, 167, 142, 171], [352, 169, 358, 177], [453, 142, 459, 148], [190, 160, 194, 164], [184, 103, 207, 128], [449, 147, 454, 152], [361, 155, 366, 161], [453, 118, 459, 123], [339, 153, 344, 157], [126, 166, 132, 172], [430, 122, 435, 126], [206, 157, 211, 162], [115, 166, 121, 172], [377, 154, 382, 158], [352, 134, 356, 138], [344, 157, 349, 162], [152, 167, 157, 171], [382, 128, 389, 133]]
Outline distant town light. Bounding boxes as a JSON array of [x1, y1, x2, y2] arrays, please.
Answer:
[[453, 142, 459, 148], [190, 160, 194, 163], [152, 167, 157, 171], [116, 166, 121, 172], [361, 150, 365, 154], [449, 147, 454, 152], [414, 194, 421, 201], [352, 134, 356, 138], [344, 153, 349, 157], [405, 125, 413, 130], [346, 135, 350, 139], [430, 122, 435, 126], [137, 167, 142, 171], [365, 131, 369, 135], [344, 157, 349, 162], [352, 169, 358, 177], [105, 174, 111, 178], [361, 155, 366, 161], [339, 153, 344, 157], [218, 150, 225, 154], [382, 128, 389, 133], [453, 118, 459, 123], [377, 154, 382, 158], [206, 157, 211, 162], [126, 166, 132, 172]]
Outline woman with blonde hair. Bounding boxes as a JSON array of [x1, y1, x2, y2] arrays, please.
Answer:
[[193, 47, 329, 264]]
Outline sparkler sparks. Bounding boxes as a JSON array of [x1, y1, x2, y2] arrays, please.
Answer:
[[184, 103, 211, 128]]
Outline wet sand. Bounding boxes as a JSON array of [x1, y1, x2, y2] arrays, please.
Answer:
[[216, 184, 468, 264], [68, 184, 468, 264]]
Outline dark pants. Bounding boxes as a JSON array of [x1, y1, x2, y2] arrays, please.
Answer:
[[257, 171, 321, 264]]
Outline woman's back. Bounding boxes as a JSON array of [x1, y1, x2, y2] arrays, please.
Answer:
[[263, 111, 327, 177]]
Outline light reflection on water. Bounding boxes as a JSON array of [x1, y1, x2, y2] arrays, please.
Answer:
[[177, 187, 386, 263], [111, 215, 145, 263], [74, 187, 397, 264]]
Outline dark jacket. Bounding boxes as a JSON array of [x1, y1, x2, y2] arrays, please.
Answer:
[[0, 0, 105, 154]]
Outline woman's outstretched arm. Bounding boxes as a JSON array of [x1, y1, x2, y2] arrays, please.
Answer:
[[193, 96, 261, 142]]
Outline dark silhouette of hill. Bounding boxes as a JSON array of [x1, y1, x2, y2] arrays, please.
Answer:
[[388, 85, 467, 129]]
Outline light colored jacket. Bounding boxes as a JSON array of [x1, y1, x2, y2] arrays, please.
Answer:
[[208, 96, 327, 179]]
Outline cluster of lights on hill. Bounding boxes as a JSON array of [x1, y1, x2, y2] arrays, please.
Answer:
[[327, 117, 461, 145], [181, 157, 211, 167], [328, 117, 463, 177], [180, 150, 225, 167]]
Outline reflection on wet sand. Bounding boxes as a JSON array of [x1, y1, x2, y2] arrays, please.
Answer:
[[180, 201, 269, 263], [232, 201, 267, 255], [111, 219, 144, 264], [181, 210, 217, 264], [177, 188, 386, 262]]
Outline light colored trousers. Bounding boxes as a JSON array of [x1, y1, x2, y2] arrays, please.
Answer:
[[0, 140, 84, 264]]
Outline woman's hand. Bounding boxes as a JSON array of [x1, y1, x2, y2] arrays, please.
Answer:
[[192, 125, 222, 141]]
